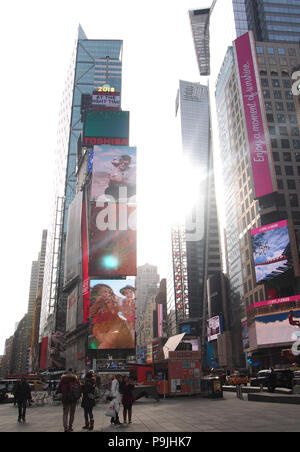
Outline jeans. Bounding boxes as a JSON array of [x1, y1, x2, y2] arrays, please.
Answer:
[[17, 400, 27, 420], [63, 403, 76, 430], [84, 407, 94, 424]]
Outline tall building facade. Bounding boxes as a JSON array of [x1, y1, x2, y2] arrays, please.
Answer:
[[40, 26, 123, 343], [168, 81, 222, 348], [245, 0, 300, 43], [190, 0, 300, 369], [136, 264, 160, 348]]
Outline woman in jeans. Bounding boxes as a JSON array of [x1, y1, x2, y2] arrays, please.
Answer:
[[121, 376, 135, 424], [81, 371, 96, 431]]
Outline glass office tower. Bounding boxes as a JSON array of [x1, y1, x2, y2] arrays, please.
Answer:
[[170, 81, 222, 339], [245, 0, 300, 43], [40, 26, 123, 339]]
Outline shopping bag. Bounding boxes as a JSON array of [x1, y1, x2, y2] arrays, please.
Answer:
[[105, 403, 116, 418]]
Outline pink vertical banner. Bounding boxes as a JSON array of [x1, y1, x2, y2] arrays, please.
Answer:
[[234, 32, 274, 199]]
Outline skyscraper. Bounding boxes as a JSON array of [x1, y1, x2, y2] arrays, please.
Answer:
[[168, 81, 222, 341], [191, 0, 300, 368], [245, 0, 300, 43], [40, 26, 123, 341]]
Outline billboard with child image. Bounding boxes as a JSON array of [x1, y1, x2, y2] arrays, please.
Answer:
[[90, 145, 136, 202], [88, 279, 135, 350]]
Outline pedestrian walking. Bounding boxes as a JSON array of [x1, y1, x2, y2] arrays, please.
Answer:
[[121, 376, 135, 424], [110, 375, 121, 425], [81, 371, 96, 431], [56, 369, 81, 432], [13, 379, 32, 423]]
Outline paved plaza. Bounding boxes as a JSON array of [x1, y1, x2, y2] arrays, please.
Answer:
[[0, 392, 299, 433]]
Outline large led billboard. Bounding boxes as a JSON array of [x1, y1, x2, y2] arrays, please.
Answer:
[[83, 110, 129, 146], [89, 203, 136, 277], [88, 279, 135, 350], [90, 146, 136, 202], [251, 220, 292, 284], [207, 316, 223, 342], [255, 310, 300, 347], [234, 32, 276, 199], [64, 191, 83, 285], [66, 287, 78, 333]]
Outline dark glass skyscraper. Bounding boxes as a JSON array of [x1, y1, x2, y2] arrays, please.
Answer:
[[168, 81, 222, 339], [245, 0, 300, 43]]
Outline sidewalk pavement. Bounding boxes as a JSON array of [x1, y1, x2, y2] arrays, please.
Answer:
[[0, 392, 299, 432]]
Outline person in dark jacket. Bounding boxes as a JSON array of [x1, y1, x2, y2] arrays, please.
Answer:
[[121, 376, 135, 424], [81, 371, 96, 431], [14, 379, 32, 423], [56, 369, 80, 432]]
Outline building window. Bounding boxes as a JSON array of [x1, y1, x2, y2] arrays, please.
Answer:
[[256, 46, 264, 54], [287, 102, 296, 112], [279, 126, 288, 136], [291, 127, 300, 137], [277, 114, 286, 123], [287, 180, 296, 190], [274, 90, 282, 99], [283, 152, 291, 162], [275, 102, 284, 111], [290, 194, 299, 207], [277, 179, 283, 189], [285, 166, 294, 176], [281, 139, 290, 149]]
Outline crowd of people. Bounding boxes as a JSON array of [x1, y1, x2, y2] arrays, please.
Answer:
[[12, 370, 136, 432]]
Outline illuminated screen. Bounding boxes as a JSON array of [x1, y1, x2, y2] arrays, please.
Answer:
[[88, 279, 135, 350], [91, 146, 136, 202], [255, 309, 300, 346], [84, 110, 129, 139], [251, 220, 292, 284], [207, 316, 222, 342], [89, 203, 137, 277]]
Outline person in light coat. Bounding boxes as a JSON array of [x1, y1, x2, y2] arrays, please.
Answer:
[[110, 375, 121, 425]]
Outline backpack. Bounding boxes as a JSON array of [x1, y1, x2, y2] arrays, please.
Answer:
[[69, 382, 81, 402], [61, 378, 81, 403]]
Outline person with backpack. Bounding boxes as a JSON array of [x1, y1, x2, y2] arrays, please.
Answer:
[[57, 369, 81, 432], [81, 371, 96, 431]]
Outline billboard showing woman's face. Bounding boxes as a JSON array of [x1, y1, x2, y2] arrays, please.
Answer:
[[88, 279, 135, 350]]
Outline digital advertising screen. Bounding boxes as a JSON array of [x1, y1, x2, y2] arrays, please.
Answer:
[[207, 316, 223, 342], [83, 110, 129, 145], [251, 220, 292, 284], [89, 203, 137, 278], [90, 146, 136, 202], [66, 287, 78, 333], [49, 332, 66, 369], [255, 309, 300, 347], [64, 191, 83, 285], [91, 92, 121, 110], [88, 279, 135, 350]]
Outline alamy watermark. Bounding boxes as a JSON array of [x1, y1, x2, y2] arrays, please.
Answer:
[[95, 187, 203, 241], [292, 71, 300, 96]]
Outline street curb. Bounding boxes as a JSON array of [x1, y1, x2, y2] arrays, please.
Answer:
[[248, 393, 300, 404]]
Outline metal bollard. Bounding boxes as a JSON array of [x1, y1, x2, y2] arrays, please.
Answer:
[[236, 384, 244, 400]]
